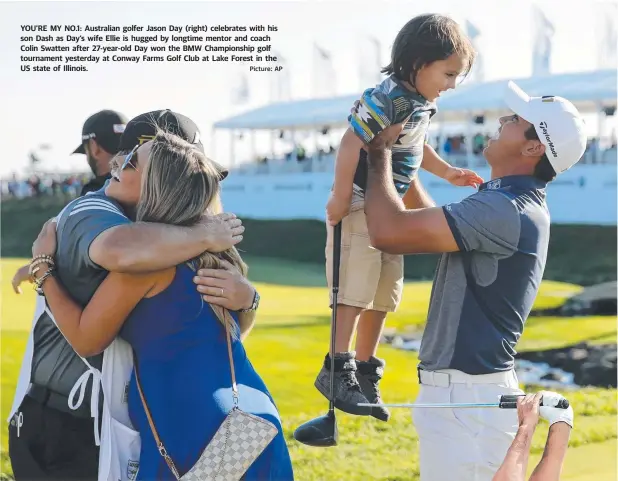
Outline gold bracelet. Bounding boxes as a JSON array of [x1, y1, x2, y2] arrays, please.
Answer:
[[30, 254, 55, 265], [29, 256, 55, 277], [31, 265, 44, 278], [30, 256, 51, 265], [29, 260, 51, 277]]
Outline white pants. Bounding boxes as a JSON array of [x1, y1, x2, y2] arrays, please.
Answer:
[[412, 369, 523, 481]]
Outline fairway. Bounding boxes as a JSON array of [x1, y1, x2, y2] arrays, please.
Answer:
[[1, 257, 616, 480]]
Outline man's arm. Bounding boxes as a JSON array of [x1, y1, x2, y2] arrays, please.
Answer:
[[364, 143, 459, 255], [364, 134, 519, 257], [492, 392, 572, 481], [60, 194, 244, 275], [492, 393, 542, 481], [90, 213, 244, 273], [530, 391, 574, 481], [492, 423, 537, 481], [528, 423, 571, 481]]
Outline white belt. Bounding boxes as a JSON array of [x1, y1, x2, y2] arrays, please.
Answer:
[[418, 368, 514, 388]]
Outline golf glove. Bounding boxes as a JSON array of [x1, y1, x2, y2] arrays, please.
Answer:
[[539, 391, 574, 428]]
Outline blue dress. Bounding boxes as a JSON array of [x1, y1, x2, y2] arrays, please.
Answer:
[[120, 264, 294, 481]]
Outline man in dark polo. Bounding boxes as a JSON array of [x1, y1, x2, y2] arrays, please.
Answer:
[[361, 82, 586, 481], [74, 109, 128, 195], [8, 110, 258, 480]]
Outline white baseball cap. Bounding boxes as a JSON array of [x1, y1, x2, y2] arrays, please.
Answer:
[[504, 81, 587, 174]]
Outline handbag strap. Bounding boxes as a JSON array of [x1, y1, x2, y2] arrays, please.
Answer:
[[134, 306, 238, 480]]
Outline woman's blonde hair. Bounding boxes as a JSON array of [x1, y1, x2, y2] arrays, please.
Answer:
[[136, 130, 247, 335]]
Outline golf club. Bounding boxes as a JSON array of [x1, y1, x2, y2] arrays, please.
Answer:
[[293, 222, 342, 447], [358, 394, 570, 410]]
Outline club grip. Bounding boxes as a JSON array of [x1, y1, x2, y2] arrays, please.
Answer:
[[499, 394, 570, 410]]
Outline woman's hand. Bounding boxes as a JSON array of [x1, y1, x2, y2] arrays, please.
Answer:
[[32, 218, 58, 258], [12, 264, 32, 294]]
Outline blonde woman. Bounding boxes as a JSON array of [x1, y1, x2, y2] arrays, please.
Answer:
[[30, 132, 294, 481]]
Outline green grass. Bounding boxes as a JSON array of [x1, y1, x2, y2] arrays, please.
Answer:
[[1, 257, 616, 480], [3, 196, 617, 286]]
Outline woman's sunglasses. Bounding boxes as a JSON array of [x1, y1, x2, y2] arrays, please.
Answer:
[[120, 144, 139, 171]]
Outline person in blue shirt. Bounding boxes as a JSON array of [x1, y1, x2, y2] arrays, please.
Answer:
[[362, 81, 587, 480], [30, 131, 293, 481]]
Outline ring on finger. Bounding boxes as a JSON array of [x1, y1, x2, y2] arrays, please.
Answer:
[[220, 287, 224, 297]]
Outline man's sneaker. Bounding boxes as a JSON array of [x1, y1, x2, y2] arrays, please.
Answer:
[[356, 356, 390, 422], [314, 351, 372, 416]]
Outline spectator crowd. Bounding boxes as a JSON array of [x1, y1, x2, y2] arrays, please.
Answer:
[[1, 173, 90, 199]]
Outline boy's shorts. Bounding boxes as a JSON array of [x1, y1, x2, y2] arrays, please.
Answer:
[[325, 203, 403, 313]]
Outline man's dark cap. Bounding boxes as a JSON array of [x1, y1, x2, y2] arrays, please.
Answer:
[[73, 110, 127, 155]]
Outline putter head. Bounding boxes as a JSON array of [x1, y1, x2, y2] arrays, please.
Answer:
[[293, 411, 338, 447]]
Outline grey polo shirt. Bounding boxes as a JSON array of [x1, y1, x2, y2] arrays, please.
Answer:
[[418, 175, 550, 374], [31, 185, 131, 397]]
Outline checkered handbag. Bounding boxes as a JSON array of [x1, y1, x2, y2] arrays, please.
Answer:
[[134, 306, 278, 480]]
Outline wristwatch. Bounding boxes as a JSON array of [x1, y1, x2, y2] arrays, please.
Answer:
[[238, 289, 260, 313]]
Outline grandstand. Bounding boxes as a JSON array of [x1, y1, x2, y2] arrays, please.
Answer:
[[214, 69, 617, 175], [211, 69, 617, 226]]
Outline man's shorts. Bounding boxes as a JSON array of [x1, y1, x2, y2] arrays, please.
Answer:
[[325, 204, 403, 312]]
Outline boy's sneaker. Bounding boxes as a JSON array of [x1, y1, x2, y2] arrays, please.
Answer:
[[314, 351, 372, 416], [356, 356, 390, 422]]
